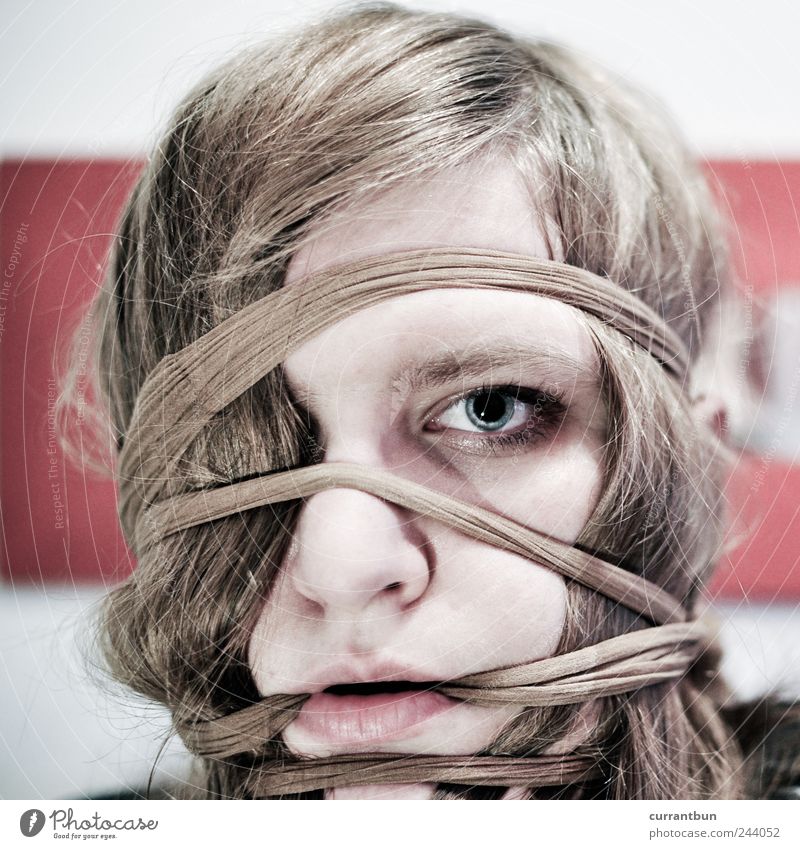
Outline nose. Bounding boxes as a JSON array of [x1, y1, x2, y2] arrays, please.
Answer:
[[286, 486, 432, 617]]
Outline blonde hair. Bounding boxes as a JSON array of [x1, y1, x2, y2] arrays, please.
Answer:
[[75, 2, 764, 798]]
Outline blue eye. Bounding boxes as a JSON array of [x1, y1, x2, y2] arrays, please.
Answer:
[[464, 389, 518, 431], [426, 384, 566, 454]]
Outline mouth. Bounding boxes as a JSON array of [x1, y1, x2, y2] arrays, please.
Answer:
[[292, 679, 459, 745], [323, 680, 441, 696]]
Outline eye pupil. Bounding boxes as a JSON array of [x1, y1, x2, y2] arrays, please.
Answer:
[[466, 390, 514, 431]]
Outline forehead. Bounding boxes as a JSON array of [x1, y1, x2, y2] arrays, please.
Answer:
[[284, 156, 560, 284], [280, 154, 596, 402]]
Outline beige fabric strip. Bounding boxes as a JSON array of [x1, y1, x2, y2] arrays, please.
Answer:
[[117, 248, 690, 550], [116, 248, 702, 795], [245, 753, 604, 797], [178, 621, 709, 759], [142, 463, 686, 625]]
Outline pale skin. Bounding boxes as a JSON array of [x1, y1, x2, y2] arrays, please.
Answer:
[[247, 154, 724, 799]]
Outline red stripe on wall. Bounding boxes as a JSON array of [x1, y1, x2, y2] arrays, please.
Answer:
[[712, 457, 800, 600], [0, 159, 141, 583], [706, 161, 800, 294], [1, 158, 799, 599]]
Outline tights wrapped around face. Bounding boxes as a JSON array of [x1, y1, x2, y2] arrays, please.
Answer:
[[115, 248, 710, 796]]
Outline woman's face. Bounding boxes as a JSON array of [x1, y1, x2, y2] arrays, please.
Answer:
[[248, 156, 607, 785]]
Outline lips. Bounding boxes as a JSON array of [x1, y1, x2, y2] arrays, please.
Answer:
[[292, 680, 459, 744]]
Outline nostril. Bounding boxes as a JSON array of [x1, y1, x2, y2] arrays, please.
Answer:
[[384, 581, 402, 592]]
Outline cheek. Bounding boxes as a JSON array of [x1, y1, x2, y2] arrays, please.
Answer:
[[432, 446, 602, 662], [477, 440, 605, 542], [522, 447, 604, 541], [247, 569, 304, 685], [445, 544, 568, 664]]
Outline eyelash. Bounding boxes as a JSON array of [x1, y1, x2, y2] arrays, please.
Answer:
[[425, 383, 567, 455]]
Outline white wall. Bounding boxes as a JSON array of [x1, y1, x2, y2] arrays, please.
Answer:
[[2, 0, 800, 158], [1, 587, 189, 799]]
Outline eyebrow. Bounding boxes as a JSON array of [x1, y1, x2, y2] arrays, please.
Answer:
[[285, 340, 599, 412], [390, 341, 598, 398]]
